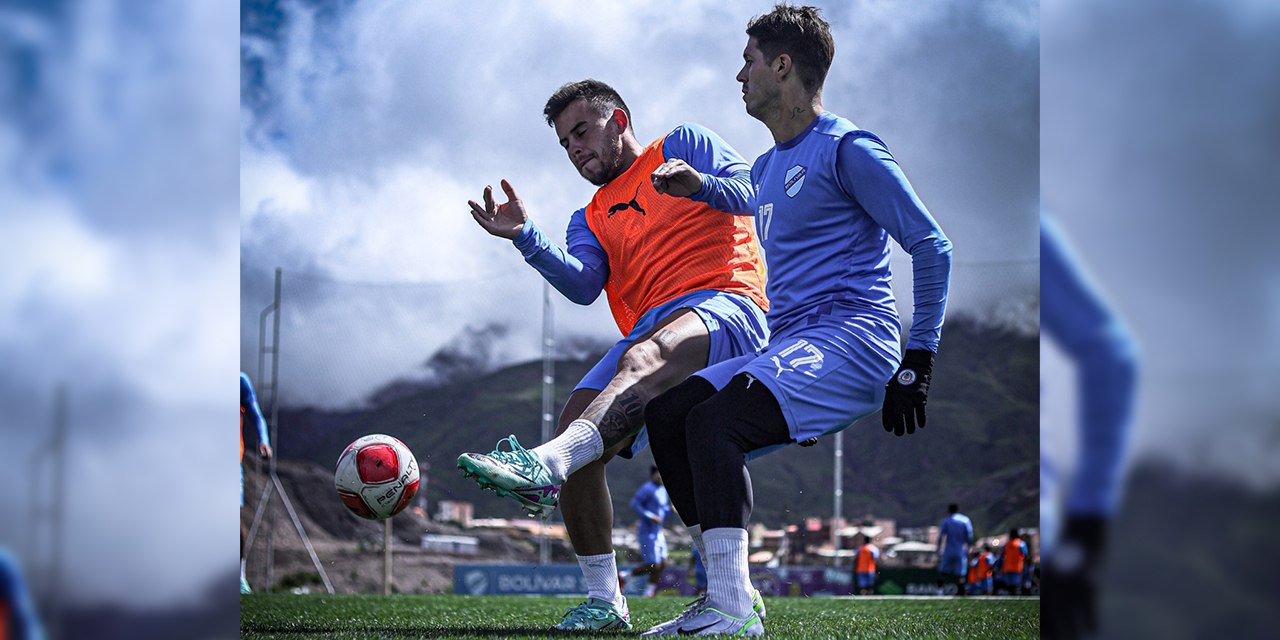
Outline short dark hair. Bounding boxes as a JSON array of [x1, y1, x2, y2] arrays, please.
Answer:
[[948, 503, 959, 514], [1009, 528, 1020, 539], [650, 465, 660, 476], [543, 79, 632, 129], [746, 3, 835, 94]]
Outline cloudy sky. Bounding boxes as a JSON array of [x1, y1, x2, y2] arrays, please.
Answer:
[[0, 0, 238, 607], [239, 0, 1041, 409]]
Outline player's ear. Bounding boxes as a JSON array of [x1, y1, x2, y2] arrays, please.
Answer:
[[611, 108, 630, 135], [774, 53, 792, 80]]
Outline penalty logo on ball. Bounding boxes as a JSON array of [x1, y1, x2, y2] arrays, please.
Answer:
[[334, 434, 420, 520]]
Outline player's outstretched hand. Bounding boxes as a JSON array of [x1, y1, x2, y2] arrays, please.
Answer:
[[468, 179, 526, 239], [882, 349, 934, 436], [259, 443, 273, 460], [1042, 515, 1108, 640], [651, 158, 704, 197]]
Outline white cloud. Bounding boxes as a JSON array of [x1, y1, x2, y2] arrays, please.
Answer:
[[240, 0, 1041, 408]]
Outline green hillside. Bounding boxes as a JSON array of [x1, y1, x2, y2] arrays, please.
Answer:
[[274, 316, 1037, 536]]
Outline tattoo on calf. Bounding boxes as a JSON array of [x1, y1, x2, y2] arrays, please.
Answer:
[[586, 388, 649, 449]]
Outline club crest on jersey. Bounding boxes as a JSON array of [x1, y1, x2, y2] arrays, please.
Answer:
[[784, 164, 807, 197]]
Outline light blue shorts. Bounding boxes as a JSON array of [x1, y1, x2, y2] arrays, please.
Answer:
[[638, 530, 668, 564], [938, 553, 968, 576], [693, 314, 900, 460], [574, 290, 769, 459]]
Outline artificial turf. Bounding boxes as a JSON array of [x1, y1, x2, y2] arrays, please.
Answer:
[[240, 593, 1039, 639]]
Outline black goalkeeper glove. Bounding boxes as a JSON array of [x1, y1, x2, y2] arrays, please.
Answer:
[[1042, 515, 1108, 640], [882, 349, 934, 436]]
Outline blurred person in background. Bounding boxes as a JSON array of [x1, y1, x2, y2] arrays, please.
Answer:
[[629, 466, 670, 598], [936, 503, 972, 595], [0, 548, 43, 640], [972, 544, 995, 596], [1000, 528, 1029, 597], [1040, 211, 1138, 636], [852, 534, 879, 596], [240, 372, 273, 594], [964, 551, 980, 595], [688, 546, 708, 596]]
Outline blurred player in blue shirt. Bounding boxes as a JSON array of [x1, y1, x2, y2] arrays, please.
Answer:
[[629, 467, 671, 597], [936, 504, 973, 594], [0, 548, 43, 640], [689, 546, 708, 595], [240, 372, 273, 594], [1040, 210, 1138, 637]]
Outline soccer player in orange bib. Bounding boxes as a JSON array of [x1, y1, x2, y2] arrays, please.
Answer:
[[852, 535, 880, 596], [457, 80, 770, 631]]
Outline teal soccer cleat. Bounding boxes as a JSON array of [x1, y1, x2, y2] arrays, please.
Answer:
[[551, 597, 631, 631], [457, 435, 561, 518]]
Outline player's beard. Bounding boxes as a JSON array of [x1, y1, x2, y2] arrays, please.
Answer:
[[582, 136, 625, 186], [746, 84, 783, 124]]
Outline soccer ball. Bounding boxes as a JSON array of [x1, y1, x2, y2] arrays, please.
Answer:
[[334, 434, 419, 520]]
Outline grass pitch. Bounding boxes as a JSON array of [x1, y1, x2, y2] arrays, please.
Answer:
[[241, 593, 1039, 639]]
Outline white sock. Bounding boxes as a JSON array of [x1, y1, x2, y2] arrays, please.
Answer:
[[643, 574, 656, 597], [703, 528, 754, 618], [240, 559, 247, 582], [688, 524, 705, 561], [577, 553, 625, 610], [533, 419, 603, 482]]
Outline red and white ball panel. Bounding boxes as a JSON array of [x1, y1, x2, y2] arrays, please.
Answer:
[[334, 434, 419, 521]]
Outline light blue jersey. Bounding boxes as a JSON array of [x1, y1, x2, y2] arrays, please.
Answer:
[[695, 112, 951, 453], [938, 513, 974, 557], [750, 111, 951, 353]]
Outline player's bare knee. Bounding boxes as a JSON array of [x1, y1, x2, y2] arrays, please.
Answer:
[[616, 339, 663, 380]]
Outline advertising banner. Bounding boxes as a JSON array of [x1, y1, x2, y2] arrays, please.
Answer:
[[454, 564, 981, 597]]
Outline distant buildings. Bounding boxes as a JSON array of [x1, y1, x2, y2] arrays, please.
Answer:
[[440, 503, 1038, 568], [434, 500, 474, 528]]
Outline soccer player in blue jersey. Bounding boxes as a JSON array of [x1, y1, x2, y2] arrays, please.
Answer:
[[240, 372, 273, 594], [642, 5, 952, 635], [0, 548, 43, 640], [936, 504, 973, 595], [456, 80, 771, 631], [629, 466, 671, 597], [1040, 210, 1139, 638]]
